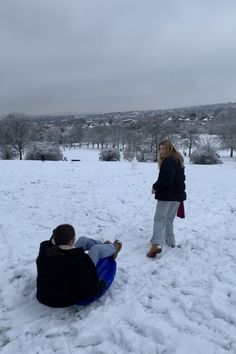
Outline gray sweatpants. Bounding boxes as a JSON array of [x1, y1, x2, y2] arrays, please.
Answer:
[[151, 201, 180, 246], [74, 237, 116, 265]]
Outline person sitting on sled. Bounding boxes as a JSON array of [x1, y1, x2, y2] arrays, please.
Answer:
[[36, 224, 122, 308]]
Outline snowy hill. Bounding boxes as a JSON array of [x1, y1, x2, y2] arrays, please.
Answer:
[[0, 149, 236, 354]]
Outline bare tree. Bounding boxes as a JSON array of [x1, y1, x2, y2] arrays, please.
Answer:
[[1, 113, 33, 160], [214, 114, 236, 157], [142, 117, 173, 156], [44, 126, 62, 144], [94, 126, 109, 149], [181, 126, 201, 156], [61, 124, 84, 148], [218, 124, 236, 157]]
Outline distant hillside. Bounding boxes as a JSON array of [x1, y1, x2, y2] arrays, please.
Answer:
[[27, 101, 236, 125], [1, 101, 235, 127]]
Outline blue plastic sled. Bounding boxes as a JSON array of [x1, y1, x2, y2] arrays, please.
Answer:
[[77, 257, 117, 305]]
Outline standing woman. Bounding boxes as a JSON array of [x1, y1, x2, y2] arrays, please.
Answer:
[[147, 140, 186, 258]]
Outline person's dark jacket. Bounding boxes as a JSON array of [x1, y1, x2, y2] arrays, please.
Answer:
[[153, 156, 186, 202], [36, 240, 106, 307]]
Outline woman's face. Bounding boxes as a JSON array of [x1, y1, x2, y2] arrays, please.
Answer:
[[159, 144, 167, 159]]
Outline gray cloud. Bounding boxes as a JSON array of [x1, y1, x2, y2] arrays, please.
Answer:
[[1, 0, 236, 115]]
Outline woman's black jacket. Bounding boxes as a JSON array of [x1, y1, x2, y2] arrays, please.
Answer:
[[153, 156, 186, 202], [36, 240, 105, 307]]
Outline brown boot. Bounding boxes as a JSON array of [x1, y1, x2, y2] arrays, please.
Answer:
[[147, 244, 162, 258], [113, 240, 122, 259]]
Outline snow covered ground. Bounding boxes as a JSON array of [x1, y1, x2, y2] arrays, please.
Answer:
[[0, 148, 236, 354]]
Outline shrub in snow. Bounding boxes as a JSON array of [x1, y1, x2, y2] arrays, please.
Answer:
[[99, 148, 120, 161], [25, 143, 63, 161], [190, 144, 222, 165], [123, 149, 135, 161], [136, 149, 156, 162], [0, 145, 17, 160]]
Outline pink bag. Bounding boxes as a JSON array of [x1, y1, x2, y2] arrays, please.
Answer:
[[177, 201, 185, 218]]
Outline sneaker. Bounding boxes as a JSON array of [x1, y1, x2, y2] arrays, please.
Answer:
[[147, 244, 162, 258], [113, 240, 122, 259]]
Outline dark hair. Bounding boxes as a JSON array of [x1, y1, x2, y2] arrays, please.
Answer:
[[47, 224, 75, 257]]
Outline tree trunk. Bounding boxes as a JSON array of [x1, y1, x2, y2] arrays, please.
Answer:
[[188, 146, 191, 157], [230, 147, 233, 157]]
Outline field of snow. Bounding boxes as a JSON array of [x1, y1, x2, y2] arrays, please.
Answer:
[[0, 148, 236, 354]]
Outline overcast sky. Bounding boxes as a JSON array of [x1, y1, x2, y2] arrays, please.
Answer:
[[1, 0, 236, 116]]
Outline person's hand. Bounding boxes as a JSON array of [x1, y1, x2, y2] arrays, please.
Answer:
[[151, 188, 156, 194]]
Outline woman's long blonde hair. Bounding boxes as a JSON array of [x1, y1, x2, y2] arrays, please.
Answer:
[[157, 140, 184, 168]]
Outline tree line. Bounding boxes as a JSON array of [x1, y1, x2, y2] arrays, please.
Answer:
[[0, 110, 236, 160]]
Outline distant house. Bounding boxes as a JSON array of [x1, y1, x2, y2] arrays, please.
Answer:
[[122, 119, 133, 123]]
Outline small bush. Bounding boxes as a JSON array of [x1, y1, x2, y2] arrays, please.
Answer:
[[190, 145, 222, 165], [136, 149, 156, 162], [99, 148, 120, 161], [0, 145, 17, 160], [25, 143, 63, 161], [123, 149, 135, 161]]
